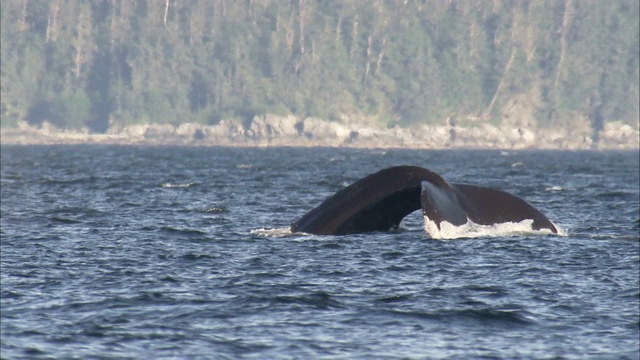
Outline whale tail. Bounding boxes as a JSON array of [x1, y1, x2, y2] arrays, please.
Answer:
[[291, 166, 558, 237], [451, 184, 558, 233], [291, 166, 441, 235], [420, 181, 558, 237]]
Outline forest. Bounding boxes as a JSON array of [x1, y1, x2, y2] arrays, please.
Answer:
[[1, 0, 638, 137]]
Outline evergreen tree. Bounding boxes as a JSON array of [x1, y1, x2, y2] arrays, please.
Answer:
[[0, 0, 637, 133]]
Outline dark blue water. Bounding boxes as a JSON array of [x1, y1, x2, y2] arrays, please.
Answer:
[[1, 145, 638, 359]]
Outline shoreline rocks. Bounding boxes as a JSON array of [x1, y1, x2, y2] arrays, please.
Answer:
[[1, 115, 638, 150]]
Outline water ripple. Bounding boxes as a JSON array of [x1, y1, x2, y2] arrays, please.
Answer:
[[1, 146, 638, 359]]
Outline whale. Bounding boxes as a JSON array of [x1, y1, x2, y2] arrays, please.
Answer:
[[290, 165, 558, 237]]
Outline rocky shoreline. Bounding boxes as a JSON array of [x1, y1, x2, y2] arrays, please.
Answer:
[[2, 115, 638, 150]]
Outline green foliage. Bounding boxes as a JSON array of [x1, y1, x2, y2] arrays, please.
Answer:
[[143, 90, 175, 125], [0, 0, 637, 133], [51, 91, 92, 129], [26, 90, 91, 130]]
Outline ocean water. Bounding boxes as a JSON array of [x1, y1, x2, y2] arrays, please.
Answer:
[[1, 145, 638, 359]]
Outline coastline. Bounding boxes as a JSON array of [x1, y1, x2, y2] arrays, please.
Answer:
[[1, 116, 638, 150]]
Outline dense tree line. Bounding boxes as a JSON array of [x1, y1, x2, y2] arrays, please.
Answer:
[[1, 0, 638, 135]]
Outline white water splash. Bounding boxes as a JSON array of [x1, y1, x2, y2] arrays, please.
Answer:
[[200, 207, 224, 213], [253, 220, 566, 239], [544, 186, 565, 192], [250, 227, 295, 237], [424, 216, 564, 239], [160, 182, 194, 188]]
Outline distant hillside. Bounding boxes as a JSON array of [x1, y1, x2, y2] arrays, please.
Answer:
[[1, 0, 638, 143]]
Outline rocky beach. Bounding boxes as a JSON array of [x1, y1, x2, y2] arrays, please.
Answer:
[[2, 115, 638, 150]]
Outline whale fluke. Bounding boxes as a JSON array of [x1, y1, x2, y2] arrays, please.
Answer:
[[291, 166, 442, 235], [291, 165, 558, 237], [445, 184, 558, 232]]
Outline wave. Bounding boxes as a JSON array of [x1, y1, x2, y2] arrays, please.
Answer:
[[197, 207, 225, 213], [50, 216, 83, 224], [40, 177, 93, 185], [181, 253, 218, 261], [270, 291, 344, 309], [385, 307, 536, 326], [159, 182, 196, 188], [160, 226, 207, 236], [572, 232, 639, 241], [424, 217, 566, 240]]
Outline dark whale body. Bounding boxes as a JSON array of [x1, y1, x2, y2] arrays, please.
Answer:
[[291, 166, 558, 236]]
